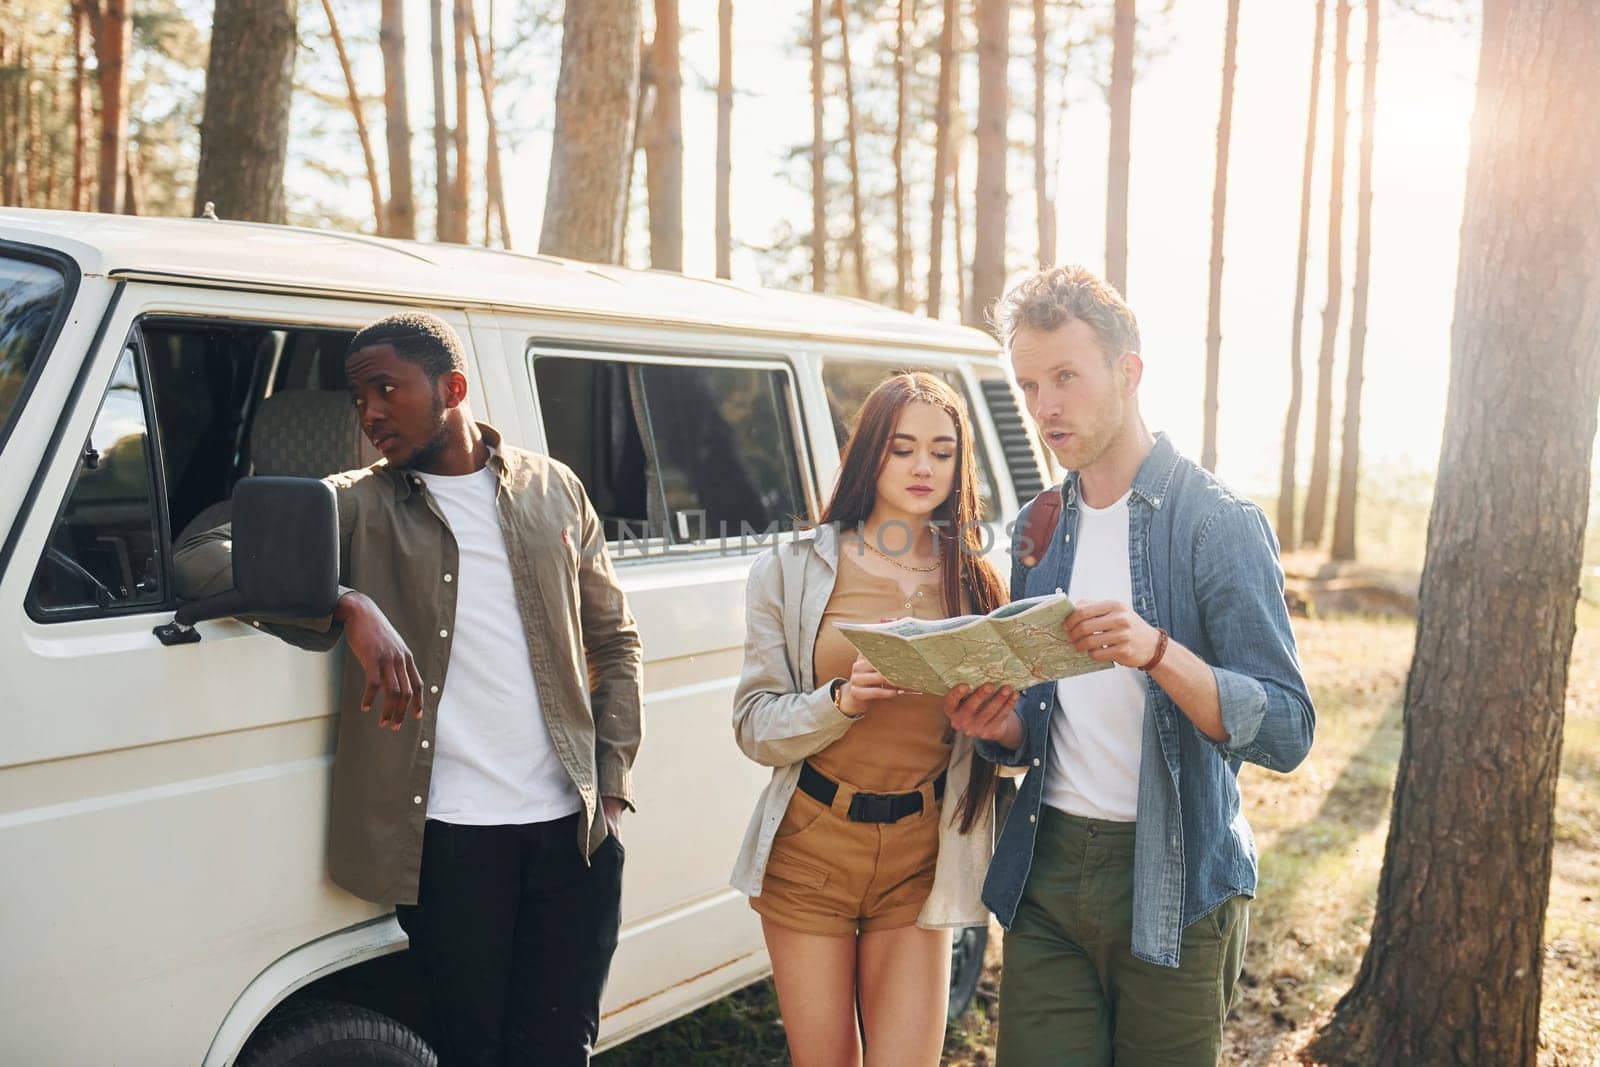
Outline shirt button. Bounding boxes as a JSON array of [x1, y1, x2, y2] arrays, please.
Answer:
[[1029, 814, 1037, 823], [1153, 496, 1162, 507], [915, 590, 925, 599], [421, 740, 430, 749], [1032, 758, 1041, 767], [443, 573, 453, 583], [412, 795, 422, 805], [251, 620, 261, 628], [1039, 701, 1047, 710], [430, 685, 439, 694], [412, 477, 422, 486], [439, 629, 449, 638], [1055, 587, 1063, 594], [1064, 534, 1071, 543]]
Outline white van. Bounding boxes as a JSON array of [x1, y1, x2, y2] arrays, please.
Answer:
[[0, 209, 1053, 1065]]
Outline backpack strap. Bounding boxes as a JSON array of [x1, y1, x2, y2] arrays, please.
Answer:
[[1018, 487, 1064, 569]]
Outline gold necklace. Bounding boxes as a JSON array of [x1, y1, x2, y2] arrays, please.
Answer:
[[857, 533, 942, 573]]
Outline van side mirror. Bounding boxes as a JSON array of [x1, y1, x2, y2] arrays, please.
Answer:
[[154, 477, 339, 646]]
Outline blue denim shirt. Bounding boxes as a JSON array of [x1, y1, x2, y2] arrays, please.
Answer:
[[978, 433, 1314, 967]]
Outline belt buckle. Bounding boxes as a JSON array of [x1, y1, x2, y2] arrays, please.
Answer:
[[847, 792, 899, 823]]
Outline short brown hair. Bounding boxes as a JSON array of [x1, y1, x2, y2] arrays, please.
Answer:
[[989, 265, 1141, 360]]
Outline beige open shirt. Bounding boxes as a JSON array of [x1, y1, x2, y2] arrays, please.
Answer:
[[729, 521, 994, 929], [175, 424, 643, 905]]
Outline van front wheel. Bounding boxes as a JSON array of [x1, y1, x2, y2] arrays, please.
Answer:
[[239, 999, 436, 1067], [947, 924, 989, 1020]]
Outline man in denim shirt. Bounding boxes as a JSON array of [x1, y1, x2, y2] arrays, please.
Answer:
[[944, 266, 1314, 1064]]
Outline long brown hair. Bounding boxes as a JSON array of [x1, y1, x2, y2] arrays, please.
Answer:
[[820, 372, 1008, 834]]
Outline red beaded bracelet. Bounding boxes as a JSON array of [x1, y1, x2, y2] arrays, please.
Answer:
[[1139, 627, 1170, 672]]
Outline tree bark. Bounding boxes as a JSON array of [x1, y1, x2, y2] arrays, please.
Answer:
[[72, 2, 89, 211], [21, 44, 36, 207], [194, 0, 297, 223], [835, 0, 868, 297], [970, 0, 1009, 328], [645, 0, 684, 271], [1311, 2, 1600, 1061], [1032, 0, 1056, 268], [539, 0, 641, 263], [430, 0, 453, 241], [466, 0, 510, 248], [122, 136, 140, 214], [809, 0, 826, 292], [380, 0, 417, 239], [1200, 0, 1240, 473], [322, 0, 385, 234], [94, 0, 130, 214], [927, 0, 957, 317], [1278, 0, 1326, 552], [954, 126, 968, 324], [1331, 0, 1379, 560], [894, 0, 910, 308], [452, 0, 470, 241], [1302, 0, 1350, 547], [715, 0, 733, 279], [1105, 0, 1134, 296]]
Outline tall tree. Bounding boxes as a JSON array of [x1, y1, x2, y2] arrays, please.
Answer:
[[715, 0, 733, 279], [1032, 0, 1056, 268], [466, 0, 510, 248], [321, 0, 385, 234], [1278, 0, 1327, 551], [1200, 0, 1240, 473], [539, 0, 641, 263], [71, 4, 89, 211], [451, 0, 470, 241], [1331, 0, 1379, 560], [380, 0, 417, 238], [1311, 1, 1600, 1060], [645, 0, 684, 271], [809, 0, 826, 291], [953, 122, 968, 322], [1303, 0, 1351, 546], [88, 0, 132, 214], [430, 0, 453, 241], [926, 0, 957, 316], [1105, 0, 1134, 295], [893, 0, 910, 307], [835, 0, 868, 296], [194, 0, 297, 223], [970, 0, 1009, 327]]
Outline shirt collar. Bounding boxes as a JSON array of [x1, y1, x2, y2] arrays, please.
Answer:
[[1060, 431, 1178, 511], [386, 422, 513, 500]]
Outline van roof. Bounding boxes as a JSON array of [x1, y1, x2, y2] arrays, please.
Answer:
[[0, 209, 1001, 356]]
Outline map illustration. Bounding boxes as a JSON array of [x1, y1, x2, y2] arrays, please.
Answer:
[[834, 594, 1111, 695]]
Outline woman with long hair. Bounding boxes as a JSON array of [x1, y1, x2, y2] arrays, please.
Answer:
[[730, 372, 1014, 1065]]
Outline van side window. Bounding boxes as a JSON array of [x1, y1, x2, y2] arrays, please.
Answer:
[[821, 360, 999, 521], [0, 254, 69, 452], [29, 346, 166, 615], [534, 355, 809, 548]]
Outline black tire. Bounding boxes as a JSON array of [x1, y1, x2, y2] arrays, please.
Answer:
[[947, 924, 990, 1021], [238, 998, 437, 1067]]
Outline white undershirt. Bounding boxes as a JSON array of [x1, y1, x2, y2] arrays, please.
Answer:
[[1043, 489, 1147, 822], [416, 463, 581, 825]]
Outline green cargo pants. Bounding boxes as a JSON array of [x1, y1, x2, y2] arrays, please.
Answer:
[[996, 807, 1249, 1066]]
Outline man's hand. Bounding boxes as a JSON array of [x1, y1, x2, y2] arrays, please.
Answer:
[[943, 683, 1022, 750], [837, 654, 901, 717], [335, 591, 423, 730], [1064, 600, 1161, 668], [601, 796, 627, 840]]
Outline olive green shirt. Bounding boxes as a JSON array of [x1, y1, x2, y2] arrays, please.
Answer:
[[175, 424, 643, 905]]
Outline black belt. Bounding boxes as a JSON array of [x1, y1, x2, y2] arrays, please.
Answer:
[[798, 761, 946, 824]]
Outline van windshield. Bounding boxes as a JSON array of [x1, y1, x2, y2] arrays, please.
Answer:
[[0, 255, 69, 450]]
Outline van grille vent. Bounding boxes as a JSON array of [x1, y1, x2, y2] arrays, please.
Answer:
[[980, 378, 1046, 500]]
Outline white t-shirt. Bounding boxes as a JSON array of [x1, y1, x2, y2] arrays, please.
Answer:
[[1043, 489, 1147, 822], [416, 464, 582, 825]]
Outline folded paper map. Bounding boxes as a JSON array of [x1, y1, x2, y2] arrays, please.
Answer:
[[833, 594, 1111, 696]]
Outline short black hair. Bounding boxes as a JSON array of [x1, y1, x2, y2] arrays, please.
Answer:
[[345, 311, 467, 383]]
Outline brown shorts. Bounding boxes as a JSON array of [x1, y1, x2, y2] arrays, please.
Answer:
[[751, 770, 942, 937]]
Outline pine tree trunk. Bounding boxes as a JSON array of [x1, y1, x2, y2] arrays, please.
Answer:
[[539, 0, 641, 263], [122, 136, 140, 214], [1032, 0, 1055, 268], [430, 0, 452, 241], [715, 0, 732, 279], [72, 2, 88, 211], [1311, 2, 1600, 1060], [380, 0, 416, 238], [1278, 0, 1326, 553], [970, 0, 1008, 328], [95, 0, 130, 214], [1200, 0, 1240, 474], [835, 0, 867, 297], [926, 0, 956, 317], [1105, 0, 1134, 296], [893, 0, 909, 308], [321, 0, 385, 234], [451, 0, 470, 242], [645, 0, 683, 271], [1303, 0, 1351, 547], [1331, 0, 1379, 561], [954, 127, 968, 324], [194, 0, 297, 223], [809, 0, 826, 292], [466, 0, 510, 248], [20, 44, 35, 207]]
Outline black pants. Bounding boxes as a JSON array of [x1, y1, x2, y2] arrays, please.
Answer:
[[395, 814, 624, 1067]]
